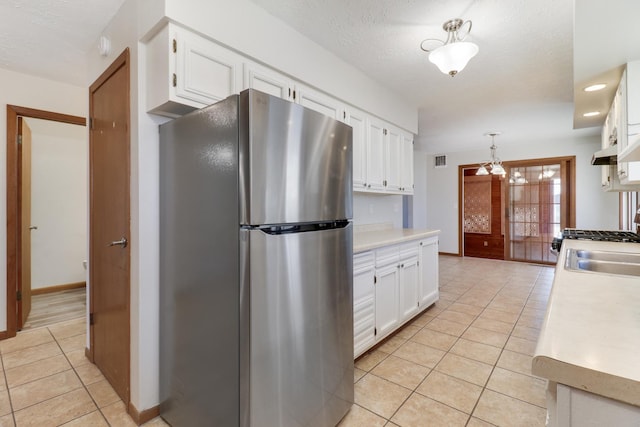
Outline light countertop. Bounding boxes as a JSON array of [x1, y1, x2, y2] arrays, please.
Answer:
[[532, 239, 640, 406], [354, 223, 440, 253]]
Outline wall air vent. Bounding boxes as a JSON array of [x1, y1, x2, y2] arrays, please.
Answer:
[[434, 155, 447, 168]]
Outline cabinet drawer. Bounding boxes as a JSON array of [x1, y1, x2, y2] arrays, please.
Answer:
[[354, 251, 374, 271], [375, 245, 400, 267], [354, 296, 374, 323], [400, 241, 419, 258]]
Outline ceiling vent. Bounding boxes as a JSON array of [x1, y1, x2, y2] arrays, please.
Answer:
[[434, 155, 447, 168]]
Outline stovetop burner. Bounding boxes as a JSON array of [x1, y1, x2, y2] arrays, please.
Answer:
[[562, 229, 640, 243], [551, 229, 640, 253]]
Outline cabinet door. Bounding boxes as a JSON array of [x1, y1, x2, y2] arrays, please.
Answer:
[[419, 238, 439, 308], [627, 61, 640, 130], [385, 126, 402, 191], [401, 132, 414, 194], [367, 117, 386, 191], [353, 252, 375, 358], [243, 62, 293, 101], [175, 27, 242, 106], [399, 253, 419, 321], [375, 263, 400, 339], [348, 108, 368, 191], [295, 84, 344, 121]]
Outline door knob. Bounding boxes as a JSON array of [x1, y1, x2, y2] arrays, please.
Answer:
[[109, 237, 128, 248], [29, 225, 38, 230]]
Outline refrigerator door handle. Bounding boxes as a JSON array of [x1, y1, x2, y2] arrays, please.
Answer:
[[258, 220, 350, 235]]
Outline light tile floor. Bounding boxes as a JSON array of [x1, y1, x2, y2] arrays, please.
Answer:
[[339, 255, 554, 427], [0, 255, 553, 426], [0, 317, 169, 426]]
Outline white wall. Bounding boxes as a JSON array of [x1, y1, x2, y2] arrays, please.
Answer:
[[414, 134, 619, 254], [0, 68, 87, 331], [27, 118, 87, 289], [353, 193, 403, 228]]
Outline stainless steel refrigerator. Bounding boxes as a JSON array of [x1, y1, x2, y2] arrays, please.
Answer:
[[159, 89, 354, 427]]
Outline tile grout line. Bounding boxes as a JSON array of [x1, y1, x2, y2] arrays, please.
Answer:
[[49, 325, 114, 426], [0, 345, 17, 427], [466, 267, 550, 424]]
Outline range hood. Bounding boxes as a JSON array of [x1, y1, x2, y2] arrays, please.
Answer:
[[591, 145, 618, 165]]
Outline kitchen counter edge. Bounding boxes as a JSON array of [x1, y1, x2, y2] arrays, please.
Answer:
[[354, 228, 440, 253], [532, 239, 640, 407]]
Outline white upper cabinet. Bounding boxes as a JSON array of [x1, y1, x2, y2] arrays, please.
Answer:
[[401, 132, 414, 194], [243, 61, 294, 101], [145, 24, 415, 193], [618, 61, 640, 163], [147, 23, 242, 117], [357, 120, 414, 195], [366, 117, 387, 191], [612, 65, 640, 184], [295, 83, 346, 122], [385, 126, 402, 192], [347, 107, 368, 190]]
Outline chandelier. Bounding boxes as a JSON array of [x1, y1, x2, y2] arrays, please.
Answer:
[[420, 18, 479, 77], [476, 132, 505, 176]]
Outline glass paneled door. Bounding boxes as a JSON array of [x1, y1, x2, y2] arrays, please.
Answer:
[[507, 162, 566, 264]]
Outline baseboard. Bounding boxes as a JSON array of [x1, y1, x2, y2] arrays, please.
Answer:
[[128, 401, 160, 425], [438, 251, 460, 257], [85, 346, 94, 363], [32, 281, 86, 295], [0, 330, 10, 341]]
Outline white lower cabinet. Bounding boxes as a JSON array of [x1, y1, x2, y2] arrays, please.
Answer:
[[353, 252, 376, 358], [547, 383, 640, 427], [398, 244, 419, 322], [374, 246, 401, 340], [354, 236, 439, 358], [419, 237, 439, 308]]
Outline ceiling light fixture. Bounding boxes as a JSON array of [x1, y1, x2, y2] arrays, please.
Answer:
[[584, 83, 607, 92], [583, 111, 600, 117], [420, 18, 479, 77], [476, 132, 505, 177]]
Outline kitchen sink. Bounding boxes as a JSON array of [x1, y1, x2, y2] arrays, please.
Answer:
[[565, 249, 640, 277]]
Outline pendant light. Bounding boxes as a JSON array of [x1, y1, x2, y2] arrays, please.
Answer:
[[476, 132, 505, 177], [420, 19, 479, 77]]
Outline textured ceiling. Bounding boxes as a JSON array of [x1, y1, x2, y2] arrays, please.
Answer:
[[0, 0, 125, 86], [248, 0, 592, 153], [3, 0, 630, 154]]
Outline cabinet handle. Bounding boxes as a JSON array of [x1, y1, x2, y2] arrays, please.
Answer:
[[172, 73, 177, 87]]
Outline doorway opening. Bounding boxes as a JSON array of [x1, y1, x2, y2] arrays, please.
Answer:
[[6, 106, 86, 338], [459, 156, 576, 265]]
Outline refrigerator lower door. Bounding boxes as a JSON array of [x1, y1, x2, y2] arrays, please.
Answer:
[[240, 222, 354, 427]]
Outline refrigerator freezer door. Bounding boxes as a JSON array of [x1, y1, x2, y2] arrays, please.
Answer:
[[239, 89, 353, 226], [240, 223, 354, 427]]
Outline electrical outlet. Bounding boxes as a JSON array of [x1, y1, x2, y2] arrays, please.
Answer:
[[484, 241, 488, 247]]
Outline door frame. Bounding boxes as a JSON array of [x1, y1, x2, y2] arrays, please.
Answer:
[[6, 106, 86, 338], [458, 156, 576, 261]]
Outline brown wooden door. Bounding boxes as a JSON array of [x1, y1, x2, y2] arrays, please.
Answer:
[[18, 117, 32, 328], [89, 49, 131, 404]]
